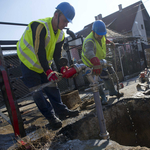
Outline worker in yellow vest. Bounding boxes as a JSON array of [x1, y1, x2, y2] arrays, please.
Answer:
[[17, 2, 79, 130], [82, 20, 124, 105]]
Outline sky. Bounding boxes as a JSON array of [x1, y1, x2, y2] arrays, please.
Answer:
[[0, 0, 150, 40]]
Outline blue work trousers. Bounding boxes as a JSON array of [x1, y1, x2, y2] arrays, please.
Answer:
[[20, 62, 69, 120]]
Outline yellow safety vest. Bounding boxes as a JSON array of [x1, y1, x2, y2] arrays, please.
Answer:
[[81, 32, 106, 67], [17, 17, 65, 73]]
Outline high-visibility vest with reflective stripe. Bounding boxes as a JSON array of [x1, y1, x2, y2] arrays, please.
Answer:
[[17, 17, 65, 73], [81, 32, 106, 67]]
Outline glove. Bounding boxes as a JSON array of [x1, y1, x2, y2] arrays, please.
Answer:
[[60, 66, 69, 74], [62, 67, 77, 78], [46, 69, 62, 82], [90, 57, 102, 75]]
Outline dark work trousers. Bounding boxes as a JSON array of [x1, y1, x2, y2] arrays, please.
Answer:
[[100, 69, 117, 96], [20, 62, 69, 120]]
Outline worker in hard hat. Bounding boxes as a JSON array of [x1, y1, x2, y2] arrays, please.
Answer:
[[17, 2, 79, 130], [81, 20, 124, 105]]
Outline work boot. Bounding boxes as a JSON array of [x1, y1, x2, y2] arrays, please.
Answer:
[[58, 110, 80, 120], [48, 115, 62, 130]]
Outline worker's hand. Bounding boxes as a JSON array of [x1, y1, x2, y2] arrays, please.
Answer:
[[60, 66, 69, 74], [90, 57, 102, 75], [110, 41, 115, 48], [62, 67, 77, 78], [46, 69, 62, 82]]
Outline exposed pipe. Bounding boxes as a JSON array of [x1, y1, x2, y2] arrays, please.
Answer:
[[85, 67, 110, 139]]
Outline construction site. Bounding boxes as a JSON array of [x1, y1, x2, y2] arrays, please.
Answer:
[[1, 1, 150, 150]]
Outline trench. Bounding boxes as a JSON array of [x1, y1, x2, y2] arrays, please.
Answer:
[[58, 98, 150, 148]]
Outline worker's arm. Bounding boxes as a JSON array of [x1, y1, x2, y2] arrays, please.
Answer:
[[31, 22, 49, 72], [84, 40, 102, 75], [31, 22, 61, 82], [53, 40, 64, 72], [84, 40, 96, 60], [106, 39, 115, 46]]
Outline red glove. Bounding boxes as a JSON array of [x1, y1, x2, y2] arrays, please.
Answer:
[[46, 69, 60, 82], [90, 57, 102, 75], [60, 66, 69, 74], [62, 67, 77, 78]]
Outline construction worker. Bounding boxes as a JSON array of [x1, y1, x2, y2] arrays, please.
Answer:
[[81, 20, 124, 105], [17, 2, 79, 130]]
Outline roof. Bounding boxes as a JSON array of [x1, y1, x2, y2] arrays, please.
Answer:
[[76, 24, 126, 38], [76, 1, 146, 38], [103, 1, 142, 33], [76, 22, 127, 39]]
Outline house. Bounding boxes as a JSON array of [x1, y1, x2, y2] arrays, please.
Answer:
[[72, 1, 150, 43], [96, 1, 150, 44]]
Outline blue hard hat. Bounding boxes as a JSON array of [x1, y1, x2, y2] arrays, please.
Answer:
[[92, 20, 107, 35], [56, 2, 75, 23]]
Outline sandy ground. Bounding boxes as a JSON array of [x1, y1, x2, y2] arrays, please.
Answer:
[[0, 75, 147, 150]]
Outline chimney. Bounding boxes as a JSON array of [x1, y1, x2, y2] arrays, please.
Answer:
[[118, 4, 122, 12], [95, 14, 102, 20], [95, 16, 98, 21]]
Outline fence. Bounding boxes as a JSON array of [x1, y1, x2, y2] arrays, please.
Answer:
[[0, 23, 148, 106], [0, 38, 147, 105]]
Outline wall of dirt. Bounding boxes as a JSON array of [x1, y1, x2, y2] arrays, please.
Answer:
[[58, 98, 150, 148]]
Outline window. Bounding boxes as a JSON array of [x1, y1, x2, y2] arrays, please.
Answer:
[[141, 24, 144, 29]]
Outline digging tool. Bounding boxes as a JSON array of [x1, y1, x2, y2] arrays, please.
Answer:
[[19, 63, 87, 100], [108, 64, 120, 101], [18, 79, 62, 100], [111, 46, 121, 101]]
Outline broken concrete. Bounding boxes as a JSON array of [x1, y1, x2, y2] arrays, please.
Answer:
[[54, 139, 150, 150], [61, 90, 81, 109]]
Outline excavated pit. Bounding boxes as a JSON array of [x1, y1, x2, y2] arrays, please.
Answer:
[[58, 98, 150, 148]]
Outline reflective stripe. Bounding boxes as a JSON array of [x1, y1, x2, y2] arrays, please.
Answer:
[[23, 27, 35, 54], [38, 20, 50, 47], [84, 38, 96, 54], [85, 38, 95, 43], [57, 30, 64, 43], [37, 20, 63, 46], [82, 54, 93, 67], [18, 18, 63, 72], [18, 27, 42, 70], [82, 38, 95, 67], [48, 60, 52, 64], [19, 42, 42, 69]]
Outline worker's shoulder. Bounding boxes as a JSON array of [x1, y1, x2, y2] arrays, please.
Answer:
[[84, 39, 95, 47], [32, 22, 45, 28]]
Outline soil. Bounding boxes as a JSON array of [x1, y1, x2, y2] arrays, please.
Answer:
[[0, 75, 149, 150]]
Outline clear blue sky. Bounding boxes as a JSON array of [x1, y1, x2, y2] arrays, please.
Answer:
[[0, 0, 150, 40]]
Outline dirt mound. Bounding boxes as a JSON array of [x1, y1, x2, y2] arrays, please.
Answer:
[[57, 98, 150, 148]]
